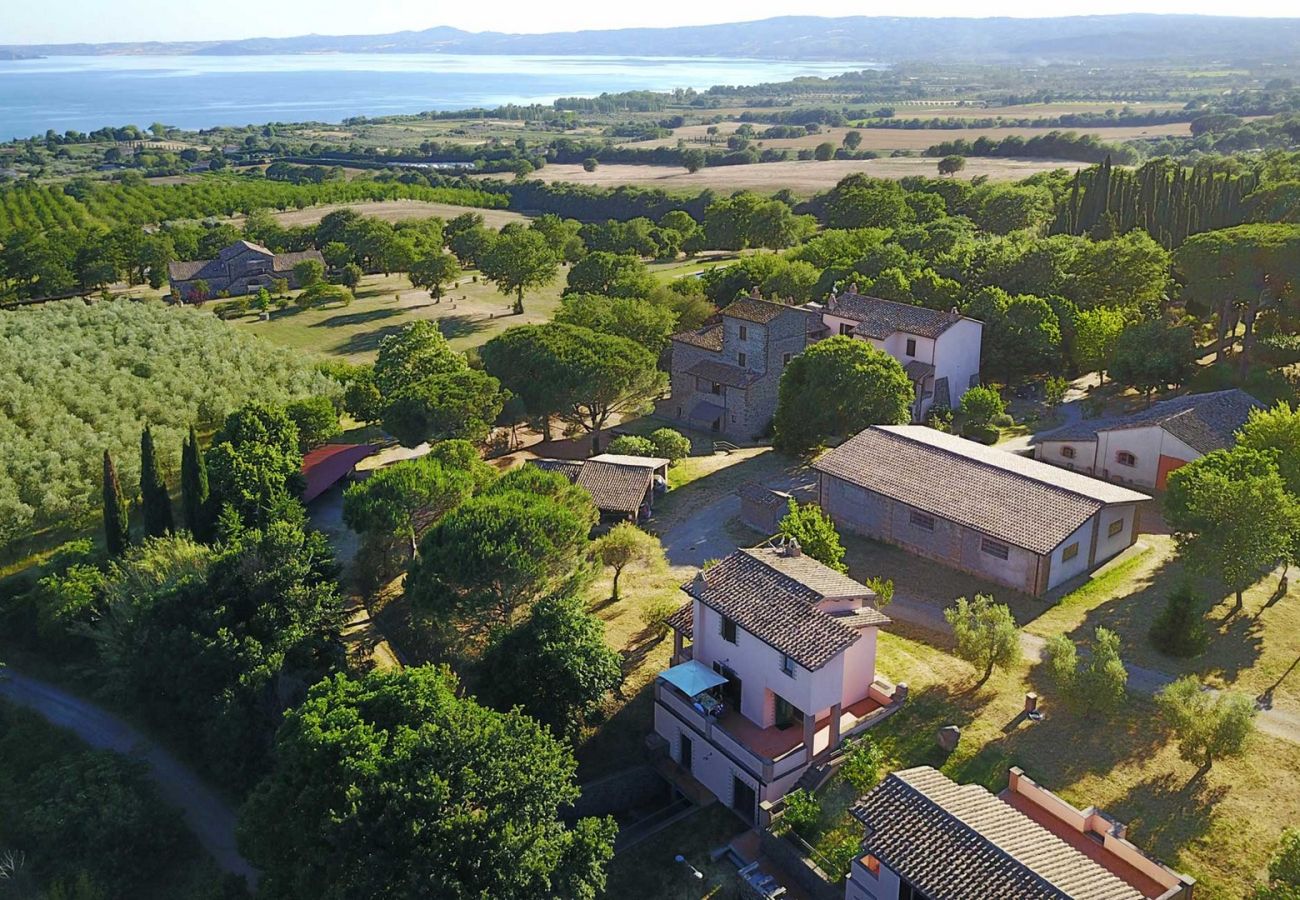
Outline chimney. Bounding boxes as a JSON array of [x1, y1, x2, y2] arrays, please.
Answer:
[[828, 291, 838, 311], [785, 537, 802, 558]]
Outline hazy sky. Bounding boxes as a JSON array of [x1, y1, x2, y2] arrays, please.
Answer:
[[1, 0, 1291, 44]]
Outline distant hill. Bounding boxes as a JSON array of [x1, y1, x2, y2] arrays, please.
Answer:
[[3, 15, 1300, 64]]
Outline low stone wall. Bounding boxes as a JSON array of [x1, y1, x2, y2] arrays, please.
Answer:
[[568, 765, 670, 822], [758, 829, 843, 900]]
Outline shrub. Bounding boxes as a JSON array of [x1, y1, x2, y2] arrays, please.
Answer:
[[959, 386, 1005, 426], [991, 412, 1015, 428], [1149, 584, 1210, 658], [960, 422, 1000, 444], [841, 736, 885, 794], [607, 434, 657, 457], [649, 427, 692, 463], [782, 788, 820, 836], [213, 298, 251, 319], [582, 158, 599, 172], [639, 595, 679, 637]]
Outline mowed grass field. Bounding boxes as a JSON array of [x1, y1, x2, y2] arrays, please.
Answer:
[[265, 199, 529, 230], [227, 257, 724, 362], [521, 157, 1076, 194]]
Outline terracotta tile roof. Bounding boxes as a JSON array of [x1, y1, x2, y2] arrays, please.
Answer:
[[666, 601, 693, 638], [1035, 389, 1263, 455], [814, 426, 1149, 555], [742, 546, 879, 604], [528, 457, 652, 514], [683, 549, 867, 670], [720, 296, 798, 324], [219, 239, 273, 259], [685, 359, 762, 388], [852, 767, 1145, 900], [672, 322, 724, 351], [828, 292, 966, 339]]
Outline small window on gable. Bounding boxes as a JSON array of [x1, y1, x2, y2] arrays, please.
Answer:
[[781, 654, 795, 677], [1061, 446, 1076, 460], [905, 338, 917, 357], [1062, 542, 1079, 561], [839, 322, 855, 336], [722, 616, 737, 644], [738, 351, 747, 368], [981, 538, 1010, 560], [739, 324, 748, 340], [909, 510, 935, 531], [1108, 518, 1125, 538], [1116, 451, 1136, 467]]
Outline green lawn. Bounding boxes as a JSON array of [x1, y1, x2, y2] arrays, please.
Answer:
[[604, 805, 750, 900]]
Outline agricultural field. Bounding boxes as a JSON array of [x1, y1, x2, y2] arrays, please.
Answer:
[[263, 198, 529, 230], [516, 157, 1077, 194]]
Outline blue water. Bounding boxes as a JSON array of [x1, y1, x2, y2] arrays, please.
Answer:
[[0, 54, 874, 141]]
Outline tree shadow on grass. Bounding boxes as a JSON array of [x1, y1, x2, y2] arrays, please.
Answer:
[[312, 307, 403, 329], [331, 324, 412, 356], [575, 678, 656, 781], [433, 314, 487, 341], [1110, 770, 1227, 863]]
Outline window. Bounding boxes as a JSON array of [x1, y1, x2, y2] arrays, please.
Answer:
[[905, 338, 917, 357], [1116, 451, 1136, 467], [909, 510, 935, 531], [981, 538, 1010, 560], [738, 325, 748, 340], [862, 854, 881, 878], [1108, 518, 1125, 538], [781, 654, 795, 677], [737, 352, 747, 368], [1062, 542, 1079, 562], [1061, 446, 1076, 460], [721, 616, 737, 644], [782, 352, 792, 366], [711, 382, 722, 396], [839, 322, 855, 336]]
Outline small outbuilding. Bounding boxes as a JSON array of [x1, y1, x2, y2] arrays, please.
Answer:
[[737, 481, 792, 535], [529, 453, 669, 522], [301, 443, 377, 504]]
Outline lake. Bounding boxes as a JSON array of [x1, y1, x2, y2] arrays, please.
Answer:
[[0, 54, 875, 141]]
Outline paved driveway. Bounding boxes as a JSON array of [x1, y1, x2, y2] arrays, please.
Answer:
[[0, 667, 259, 889]]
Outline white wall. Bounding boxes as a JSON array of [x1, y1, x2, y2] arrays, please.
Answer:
[[1035, 439, 1100, 475], [847, 856, 901, 900], [934, 317, 983, 408], [693, 600, 847, 727], [1091, 503, 1140, 567], [840, 628, 879, 709], [1095, 425, 1199, 489], [654, 703, 764, 814], [1045, 516, 1095, 590]]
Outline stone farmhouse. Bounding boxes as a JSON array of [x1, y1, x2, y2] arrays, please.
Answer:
[[668, 291, 984, 438], [652, 542, 901, 821], [167, 240, 325, 302], [1033, 388, 1262, 490], [528, 453, 669, 523], [669, 296, 823, 439], [815, 426, 1149, 596], [845, 766, 1194, 900], [811, 289, 984, 422]]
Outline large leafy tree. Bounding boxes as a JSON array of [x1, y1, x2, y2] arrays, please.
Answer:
[[1109, 319, 1197, 401], [1070, 230, 1171, 311], [1072, 306, 1127, 383], [406, 471, 596, 633], [342, 454, 474, 559], [204, 402, 303, 529], [1165, 446, 1294, 613], [773, 336, 912, 452], [944, 594, 1022, 689], [554, 293, 678, 353], [408, 249, 461, 302], [238, 666, 615, 900], [964, 287, 1062, 384], [1238, 402, 1300, 495], [1173, 224, 1300, 370], [480, 594, 624, 739], [564, 251, 656, 299], [480, 228, 560, 314]]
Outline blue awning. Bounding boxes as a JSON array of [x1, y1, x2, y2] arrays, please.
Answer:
[[659, 660, 728, 697]]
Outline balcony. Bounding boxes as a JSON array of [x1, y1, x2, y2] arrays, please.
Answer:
[[655, 679, 884, 783]]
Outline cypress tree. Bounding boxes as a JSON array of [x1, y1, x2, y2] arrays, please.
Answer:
[[180, 425, 213, 542], [102, 449, 130, 557], [140, 426, 174, 537]]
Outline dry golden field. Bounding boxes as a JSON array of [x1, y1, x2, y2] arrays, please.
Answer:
[[265, 199, 529, 230]]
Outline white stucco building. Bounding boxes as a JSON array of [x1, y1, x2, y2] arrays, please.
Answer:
[[1033, 388, 1262, 491], [807, 290, 983, 421], [815, 426, 1150, 596], [654, 544, 899, 821]]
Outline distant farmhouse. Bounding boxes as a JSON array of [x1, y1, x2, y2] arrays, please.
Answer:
[[815, 426, 1149, 596], [167, 240, 324, 302], [1033, 388, 1262, 490], [813, 289, 984, 421], [668, 290, 984, 438], [845, 766, 1193, 900]]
